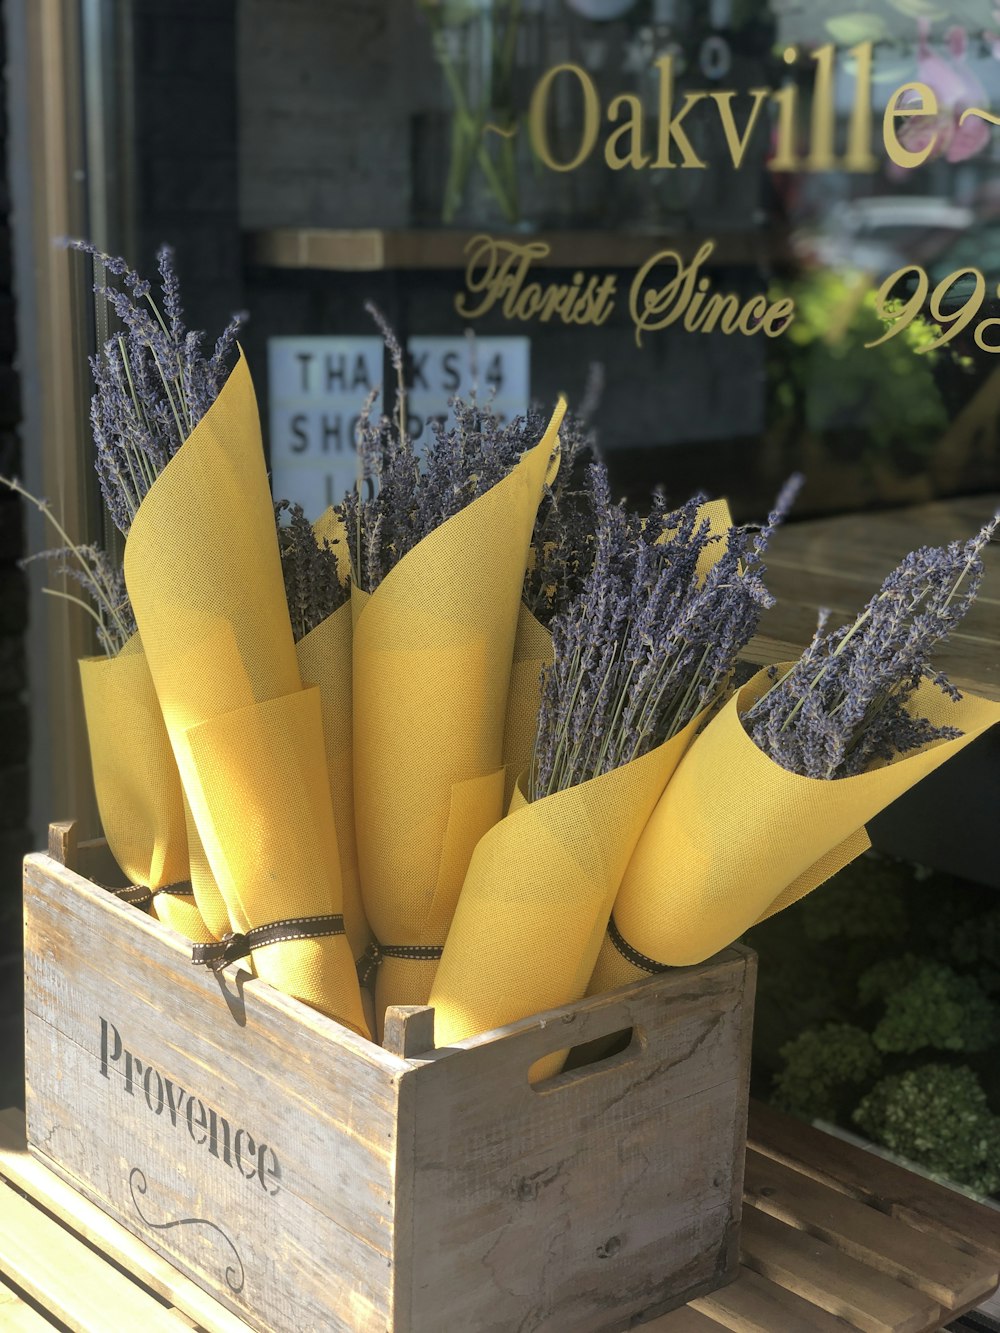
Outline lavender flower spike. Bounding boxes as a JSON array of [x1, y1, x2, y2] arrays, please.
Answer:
[[745, 514, 998, 779], [69, 240, 244, 535], [530, 473, 801, 800]]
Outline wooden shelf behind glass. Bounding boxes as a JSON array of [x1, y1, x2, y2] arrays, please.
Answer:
[[244, 227, 786, 272]]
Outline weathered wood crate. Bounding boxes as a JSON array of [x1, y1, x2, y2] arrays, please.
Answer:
[[22, 826, 756, 1333]]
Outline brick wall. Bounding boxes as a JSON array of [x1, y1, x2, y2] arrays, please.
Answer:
[[131, 0, 243, 337], [0, 0, 28, 1110]]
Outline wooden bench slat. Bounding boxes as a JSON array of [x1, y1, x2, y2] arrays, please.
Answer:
[[747, 493, 1000, 702], [741, 1208, 942, 1333], [748, 1101, 1000, 1267], [689, 1266, 862, 1332], [763, 495, 1000, 585], [0, 1306, 55, 1331], [638, 1303, 726, 1330], [763, 562, 999, 636], [0, 1109, 251, 1333], [0, 1278, 54, 1332], [0, 1176, 184, 1333], [745, 1149, 998, 1310]]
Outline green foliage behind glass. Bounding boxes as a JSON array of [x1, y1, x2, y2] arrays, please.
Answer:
[[746, 853, 1000, 1197]]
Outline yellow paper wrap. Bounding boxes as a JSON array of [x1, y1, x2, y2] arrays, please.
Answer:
[[296, 601, 370, 962], [123, 352, 368, 1036], [590, 667, 1000, 992], [429, 713, 704, 1075], [353, 402, 565, 1024], [691, 498, 735, 580], [79, 633, 211, 942]]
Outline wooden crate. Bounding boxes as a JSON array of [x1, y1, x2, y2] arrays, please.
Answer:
[[22, 828, 756, 1333]]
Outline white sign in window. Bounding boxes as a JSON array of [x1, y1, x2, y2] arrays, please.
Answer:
[[267, 334, 531, 520], [406, 336, 530, 447], [267, 336, 383, 519]]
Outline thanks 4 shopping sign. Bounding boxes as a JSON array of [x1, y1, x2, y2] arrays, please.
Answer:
[[268, 335, 529, 519]]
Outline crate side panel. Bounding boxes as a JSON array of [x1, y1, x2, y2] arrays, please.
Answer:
[[404, 953, 752, 1333], [24, 855, 399, 1333]]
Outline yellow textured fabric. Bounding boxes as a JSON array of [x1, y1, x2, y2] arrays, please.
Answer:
[[184, 687, 366, 1025], [78, 633, 212, 943], [429, 712, 704, 1071], [123, 352, 368, 1036], [589, 667, 1000, 992], [689, 498, 733, 581], [296, 601, 371, 962], [180, 795, 229, 940], [313, 506, 351, 584], [501, 604, 553, 811], [353, 402, 566, 1025]]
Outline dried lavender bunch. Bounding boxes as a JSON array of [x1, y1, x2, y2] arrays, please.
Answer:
[[744, 517, 998, 779], [274, 500, 348, 641], [414, 399, 551, 552], [529, 472, 801, 800], [344, 397, 549, 594], [1, 477, 134, 657], [69, 241, 244, 536], [523, 410, 601, 627], [339, 307, 553, 593], [26, 545, 136, 657]]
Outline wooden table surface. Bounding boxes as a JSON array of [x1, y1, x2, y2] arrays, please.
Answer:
[[746, 494, 1000, 703], [1, 1102, 998, 1332]]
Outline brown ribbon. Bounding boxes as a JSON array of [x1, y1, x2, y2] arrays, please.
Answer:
[[356, 940, 445, 988], [191, 913, 345, 972], [153, 881, 195, 896], [110, 884, 154, 909], [607, 913, 670, 976]]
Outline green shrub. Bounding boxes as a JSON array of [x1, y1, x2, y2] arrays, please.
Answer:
[[854, 1065, 1000, 1195], [871, 961, 997, 1054], [951, 909, 1000, 995], [800, 860, 908, 943], [773, 1024, 881, 1121], [857, 954, 922, 1006]]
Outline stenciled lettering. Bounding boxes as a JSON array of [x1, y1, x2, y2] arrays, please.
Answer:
[[98, 1018, 281, 1197]]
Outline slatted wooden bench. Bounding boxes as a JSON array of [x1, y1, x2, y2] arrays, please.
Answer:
[[650, 1103, 1000, 1333], [1, 1100, 998, 1331]]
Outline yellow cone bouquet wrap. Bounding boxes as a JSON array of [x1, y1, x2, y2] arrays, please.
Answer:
[[9, 247, 263, 945], [430, 474, 797, 1059], [429, 715, 702, 1070], [0, 481, 208, 937], [591, 518, 1000, 993], [124, 353, 368, 1035], [275, 501, 371, 966], [295, 604, 370, 964], [351, 399, 565, 1023], [79, 636, 210, 939]]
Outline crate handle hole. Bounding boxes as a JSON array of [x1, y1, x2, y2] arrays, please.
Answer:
[[529, 1025, 642, 1087]]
